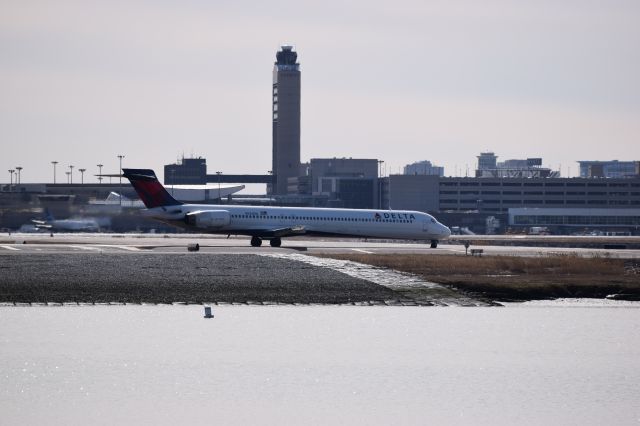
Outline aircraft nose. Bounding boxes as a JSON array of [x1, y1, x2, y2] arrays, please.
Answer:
[[440, 224, 451, 238]]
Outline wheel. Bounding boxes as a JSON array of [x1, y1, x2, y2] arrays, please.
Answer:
[[250, 236, 262, 247], [430, 240, 438, 249], [270, 237, 281, 247]]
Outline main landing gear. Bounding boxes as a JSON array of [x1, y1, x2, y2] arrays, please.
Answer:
[[250, 236, 282, 247], [430, 240, 438, 249], [270, 237, 282, 247]]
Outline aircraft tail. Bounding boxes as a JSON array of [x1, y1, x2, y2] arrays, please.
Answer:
[[121, 169, 182, 208], [43, 208, 55, 222]]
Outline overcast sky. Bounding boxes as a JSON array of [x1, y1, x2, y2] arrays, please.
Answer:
[[1, 0, 639, 187]]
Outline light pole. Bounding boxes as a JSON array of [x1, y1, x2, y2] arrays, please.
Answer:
[[377, 160, 384, 209], [117, 155, 125, 205], [65, 171, 71, 184], [15, 166, 22, 185], [79, 168, 86, 184], [216, 171, 222, 202], [8, 169, 14, 191], [97, 164, 103, 184], [51, 161, 58, 184], [69, 165, 74, 184]]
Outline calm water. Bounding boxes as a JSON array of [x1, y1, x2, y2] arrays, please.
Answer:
[[1, 305, 639, 425]]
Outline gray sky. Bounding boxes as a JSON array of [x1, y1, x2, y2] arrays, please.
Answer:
[[1, 0, 639, 187]]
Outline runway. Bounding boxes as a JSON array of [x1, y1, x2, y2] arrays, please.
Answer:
[[1, 233, 638, 306], [1, 232, 640, 258]]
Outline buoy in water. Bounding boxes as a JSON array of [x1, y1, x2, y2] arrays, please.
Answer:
[[204, 306, 214, 318]]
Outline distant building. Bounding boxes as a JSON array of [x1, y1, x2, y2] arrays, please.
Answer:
[[508, 207, 640, 234], [498, 158, 542, 169], [404, 160, 444, 177], [388, 174, 640, 214], [477, 152, 497, 170], [287, 158, 379, 208], [308, 158, 378, 181], [164, 157, 207, 185], [578, 160, 639, 178], [271, 45, 301, 195], [476, 153, 557, 178], [387, 174, 640, 234]]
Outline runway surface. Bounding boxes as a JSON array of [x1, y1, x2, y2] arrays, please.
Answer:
[[1, 233, 638, 306], [2, 232, 640, 257]]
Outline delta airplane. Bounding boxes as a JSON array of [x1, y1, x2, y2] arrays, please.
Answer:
[[123, 169, 451, 247]]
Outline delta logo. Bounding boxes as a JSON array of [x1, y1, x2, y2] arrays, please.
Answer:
[[374, 212, 416, 220]]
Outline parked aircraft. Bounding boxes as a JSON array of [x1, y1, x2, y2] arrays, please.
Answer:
[[32, 210, 100, 232], [122, 169, 451, 247]]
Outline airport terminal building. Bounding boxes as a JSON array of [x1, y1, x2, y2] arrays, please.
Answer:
[[389, 175, 640, 213], [508, 208, 640, 233], [387, 175, 640, 234]]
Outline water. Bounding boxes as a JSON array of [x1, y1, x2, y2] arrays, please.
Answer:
[[1, 305, 639, 425]]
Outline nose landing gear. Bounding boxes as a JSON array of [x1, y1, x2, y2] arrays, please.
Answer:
[[430, 240, 438, 249]]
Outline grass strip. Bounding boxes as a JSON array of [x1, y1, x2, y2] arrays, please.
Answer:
[[315, 253, 640, 301]]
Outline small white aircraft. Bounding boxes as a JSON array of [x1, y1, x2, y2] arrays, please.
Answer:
[[123, 168, 451, 247], [32, 210, 100, 232]]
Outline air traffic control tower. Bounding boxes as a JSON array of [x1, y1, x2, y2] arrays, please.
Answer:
[[271, 45, 301, 195]]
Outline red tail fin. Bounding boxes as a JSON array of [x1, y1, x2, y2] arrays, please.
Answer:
[[122, 169, 182, 208]]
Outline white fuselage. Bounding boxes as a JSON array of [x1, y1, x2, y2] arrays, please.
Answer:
[[145, 204, 451, 241]]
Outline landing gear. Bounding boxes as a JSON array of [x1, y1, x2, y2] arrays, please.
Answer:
[[430, 240, 438, 249], [270, 237, 282, 248], [250, 236, 262, 247]]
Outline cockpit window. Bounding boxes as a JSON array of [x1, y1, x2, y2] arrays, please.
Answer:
[[430, 218, 436, 223]]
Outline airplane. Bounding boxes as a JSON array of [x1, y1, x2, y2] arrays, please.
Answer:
[[32, 210, 101, 232], [122, 168, 451, 247]]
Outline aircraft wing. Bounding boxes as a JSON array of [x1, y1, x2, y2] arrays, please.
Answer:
[[31, 219, 52, 229], [259, 226, 306, 238]]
